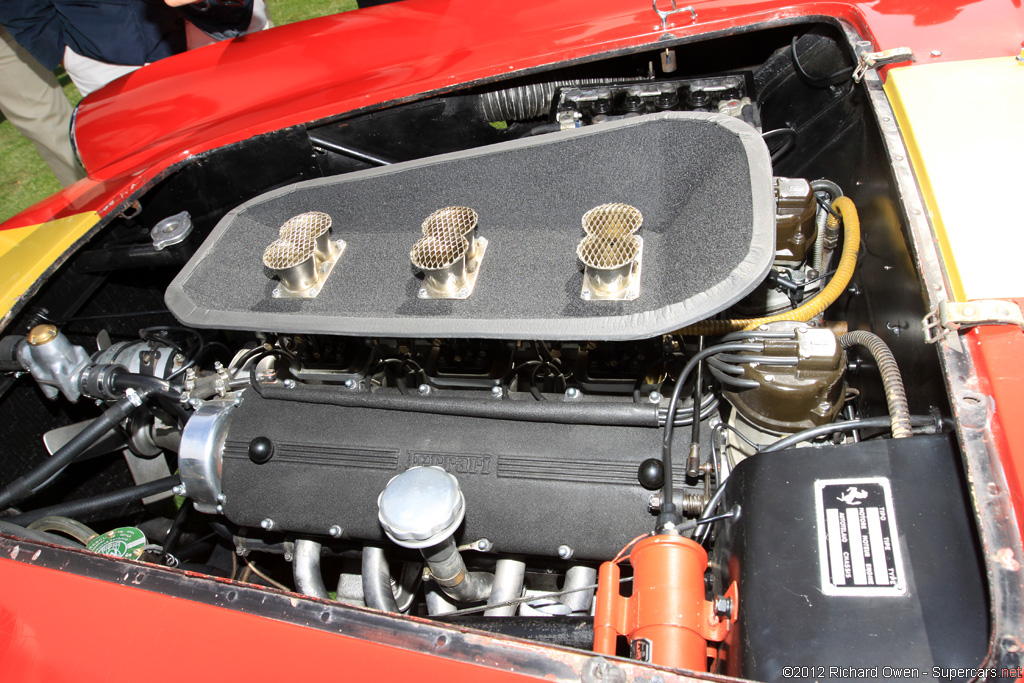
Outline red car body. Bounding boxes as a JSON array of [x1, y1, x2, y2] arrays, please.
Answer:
[[1, 1, 1022, 680]]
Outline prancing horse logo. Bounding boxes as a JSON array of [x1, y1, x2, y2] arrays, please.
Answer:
[[837, 486, 869, 505]]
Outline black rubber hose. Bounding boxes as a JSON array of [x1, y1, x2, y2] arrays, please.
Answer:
[[6, 475, 180, 527], [259, 384, 660, 427], [790, 36, 854, 88], [660, 342, 765, 527], [362, 545, 400, 613], [0, 389, 155, 511], [759, 415, 942, 454], [810, 179, 843, 199], [688, 338, 705, 478], [111, 372, 181, 401], [434, 616, 594, 650], [163, 501, 191, 554], [839, 331, 913, 438]]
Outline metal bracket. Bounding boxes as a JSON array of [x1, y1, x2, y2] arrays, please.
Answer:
[[923, 299, 1024, 344], [652, 0, 696, 34], [852, 47, 915, 82]]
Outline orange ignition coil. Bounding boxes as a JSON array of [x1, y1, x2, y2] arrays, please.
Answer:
[[593, 534, 737, 671]]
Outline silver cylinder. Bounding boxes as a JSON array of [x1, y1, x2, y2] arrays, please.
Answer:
[[293, 539, 330, 600], [421, 536, 493, 604], [410, 234, 469, 296], [263, 232, 319, 293], [280, 211, 334, 261], [577, 234, 640, 294], [581, 203, 642, 237], [559, 564, 598, 615], [484, 558, 527, 616], [425, 584, 459, 615], [422, 206, 479, 260]]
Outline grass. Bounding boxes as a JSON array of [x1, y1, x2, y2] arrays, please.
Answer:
[[0, 0, 356, 225]]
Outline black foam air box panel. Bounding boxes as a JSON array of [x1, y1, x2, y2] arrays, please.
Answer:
[[166, 112, 774, 340]]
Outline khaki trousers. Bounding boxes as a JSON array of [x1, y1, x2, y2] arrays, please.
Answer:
[[0, 26, 85, 187]]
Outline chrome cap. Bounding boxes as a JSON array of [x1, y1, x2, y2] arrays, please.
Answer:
[[377, 466, 465, 549]]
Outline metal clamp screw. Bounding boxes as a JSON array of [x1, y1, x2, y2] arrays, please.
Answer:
[[260, 518, 275, 531], [557, 544, 574, 559], [328, 525, 343, 538]]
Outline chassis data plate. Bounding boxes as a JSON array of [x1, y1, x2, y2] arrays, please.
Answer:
[[815, 477, 907, 596]]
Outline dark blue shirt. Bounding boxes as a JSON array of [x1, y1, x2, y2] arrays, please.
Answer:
[[0, 0, 252, 71]]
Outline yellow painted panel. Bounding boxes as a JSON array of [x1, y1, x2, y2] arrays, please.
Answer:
[[0, 212, 101, 326], [886, 57, 1024, 301]]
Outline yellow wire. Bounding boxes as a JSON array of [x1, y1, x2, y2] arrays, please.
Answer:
[[679, 196, 860, 335]]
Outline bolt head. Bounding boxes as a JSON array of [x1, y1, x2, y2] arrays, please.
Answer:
[[216, 504, 224, 513], [477, 538, 493, 552], [930, 49, 942, 57], [418, 383, 431, 395], [557, 544, 574, 559], [418, 289, 428, 299], [217, 493, 227, 504], [283, 379, 297, 389], [344, 378, 357, 389], [329, 525, 343, 538], [260, 518, 275, 530], [490, 385, 503, 396], [647, 391, 661, 403], [565, 387, 580, 399], [172, 485, 186, 496]]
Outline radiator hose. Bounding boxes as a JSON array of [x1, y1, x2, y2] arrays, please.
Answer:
[[479, 79, 623, 122], [680, 196, 860, 335], [839, 330, 913, 439]]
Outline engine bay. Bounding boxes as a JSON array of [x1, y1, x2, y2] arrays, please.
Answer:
[[0, 21, 991, 681]]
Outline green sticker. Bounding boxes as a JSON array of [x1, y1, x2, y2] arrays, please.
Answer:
[[86, 527, 148, 560]]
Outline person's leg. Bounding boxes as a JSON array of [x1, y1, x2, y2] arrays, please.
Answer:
[[0, 27, 84, 186]]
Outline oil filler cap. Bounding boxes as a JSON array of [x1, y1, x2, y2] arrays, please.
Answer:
[[377, 466, 465, 549]]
